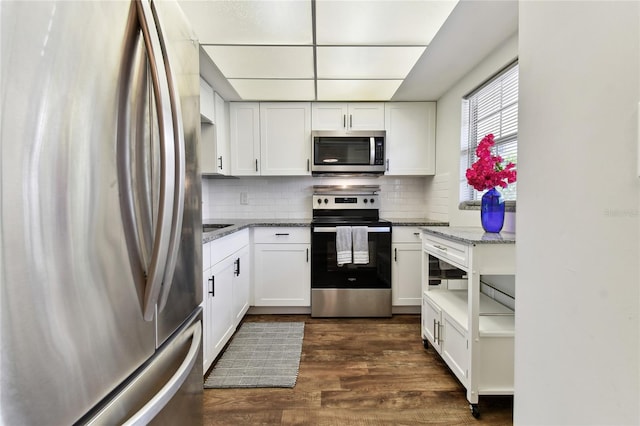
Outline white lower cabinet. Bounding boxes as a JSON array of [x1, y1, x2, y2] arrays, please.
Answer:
[[202, 229, 250, 373], [392, 227, 423, 306], [208, 258, 234, 367], [232, 246, 250, 325], [253, 227, 310, 307]]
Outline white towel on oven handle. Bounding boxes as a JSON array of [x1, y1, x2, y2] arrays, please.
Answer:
[[352, 226, 369, 264], [336, 226, 352, 266]]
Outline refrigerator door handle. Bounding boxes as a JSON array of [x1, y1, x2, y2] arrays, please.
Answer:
[[136, 0, 176, 321], [153, 0, 187, 313], [122, 320, 201, 426]]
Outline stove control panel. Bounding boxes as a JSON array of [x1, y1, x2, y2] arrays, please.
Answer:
[[313, 194, 379, 210]]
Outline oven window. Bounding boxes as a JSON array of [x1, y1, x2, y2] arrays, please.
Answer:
[[314, 137, 371, 165], [311, 229, 391, 289]]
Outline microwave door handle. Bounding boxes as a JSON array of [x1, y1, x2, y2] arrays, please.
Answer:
[[370, 137, 375, 165]]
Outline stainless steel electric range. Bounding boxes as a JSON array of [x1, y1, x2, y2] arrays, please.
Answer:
[[310, 185, 392, 317]]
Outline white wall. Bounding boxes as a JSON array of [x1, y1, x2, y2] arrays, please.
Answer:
[[515, 1, 640, 424], [428, 34, 518, 230], [202, 176, 431, 220]]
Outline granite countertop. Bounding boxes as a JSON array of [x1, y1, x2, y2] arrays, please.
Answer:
[[202, 218, 311, 243], [422, 226, 516, 244], [202, 218, 450, 244]]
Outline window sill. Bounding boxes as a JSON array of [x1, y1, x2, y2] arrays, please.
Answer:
[[459, 201, 516, 212]]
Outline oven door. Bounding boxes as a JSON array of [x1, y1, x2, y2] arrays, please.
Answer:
[[311, 225, 392, 289]]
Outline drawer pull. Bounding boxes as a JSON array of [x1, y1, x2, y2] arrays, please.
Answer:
[[275, 233, 290, 236], [434, 244, 448, 251]]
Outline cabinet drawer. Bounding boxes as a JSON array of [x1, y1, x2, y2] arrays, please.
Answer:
[[211, 228, 249, 265], [423, 234, 469, 269], [253, 227, 310, 244], [392, 226, 422, 243]]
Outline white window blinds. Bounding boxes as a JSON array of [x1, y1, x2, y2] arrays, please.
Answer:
[[460, 61, 518, 203]]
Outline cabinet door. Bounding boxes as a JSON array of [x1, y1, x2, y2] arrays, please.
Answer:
[[200, 122, 218, 174], [441, 311, 469, 387], [232, 246, 250, 328], [392, 243, 422, 305], [214, 92, 230, 175], [202, 264, 213, 372], [260, 103, 311, 175], [311, 102, 348, 130], [348, 103, 385, 130], [254, 243, 310, 306], [230, 102, 260, 175], [209, 259, 235, 360], [384, 102, 436, 175], [423, 295, 442, 353], [199, 77, 215, 123]]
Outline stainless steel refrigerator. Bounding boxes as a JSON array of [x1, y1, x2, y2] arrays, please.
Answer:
[[1, 0, 203, 424]]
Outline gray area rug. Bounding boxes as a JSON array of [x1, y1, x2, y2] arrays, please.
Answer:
[[204, 322, 304, 388]]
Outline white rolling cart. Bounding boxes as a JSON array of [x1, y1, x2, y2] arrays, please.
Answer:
[[421, 227, 516, 419]]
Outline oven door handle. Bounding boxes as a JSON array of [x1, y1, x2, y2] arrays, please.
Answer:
[[313, 227, 391, 233]]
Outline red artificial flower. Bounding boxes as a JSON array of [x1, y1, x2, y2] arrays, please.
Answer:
[[465, 134, 517, 191]]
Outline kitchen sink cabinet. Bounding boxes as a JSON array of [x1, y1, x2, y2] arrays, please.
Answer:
[[384, 102, 436, 175], [392, 227, 423, 306], [253, 227, 311, 307], [201, 92, 230, 175], [311, 102, 385, 131], [259, 103, 311, 176], [421, 227, 515, 418], [202, 229, 250, 372]]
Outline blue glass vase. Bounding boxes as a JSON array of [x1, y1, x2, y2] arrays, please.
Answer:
[[481, 187, 505, 233]]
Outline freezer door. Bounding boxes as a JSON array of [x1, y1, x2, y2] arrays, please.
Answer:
[[81, 310, 203, 426], [151, 0, 203, 347], [0, 1, 175, 424]]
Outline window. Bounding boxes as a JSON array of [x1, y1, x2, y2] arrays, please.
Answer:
[[460, 61, 518, 207]]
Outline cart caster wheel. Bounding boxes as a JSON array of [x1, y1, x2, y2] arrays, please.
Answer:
[[470, 404, 480, 419], [422, 339, 429, 349]]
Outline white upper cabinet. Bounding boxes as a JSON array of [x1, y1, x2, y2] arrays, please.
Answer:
[[230, 102, 261, 176], [213, 92, 230, 175], [384, 102, 436, 175], [259, 103, 311, 176], [312, 102, 385, 131], [199, 77, 215, 123], [201, 91, 230, 175]]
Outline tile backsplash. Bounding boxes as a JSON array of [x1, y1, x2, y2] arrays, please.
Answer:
[[202, 175, 431, 220]]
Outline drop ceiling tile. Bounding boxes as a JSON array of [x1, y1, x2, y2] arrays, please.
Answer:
[[317, 46, 426, 79], [315, 0, 458, 45], [317, 80, 403, 101], [228, 79, 315, 101], [178, 0, 312, 45], [203, 46, 314, 78]]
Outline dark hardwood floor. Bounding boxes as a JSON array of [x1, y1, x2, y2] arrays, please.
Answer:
[[203, 314, 513, 425]]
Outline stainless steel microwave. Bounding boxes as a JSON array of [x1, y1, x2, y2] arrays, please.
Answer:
[[311, 130, 386, 175]]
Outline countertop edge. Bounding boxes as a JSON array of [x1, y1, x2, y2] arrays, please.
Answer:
[[422, 226, 516, 244]]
